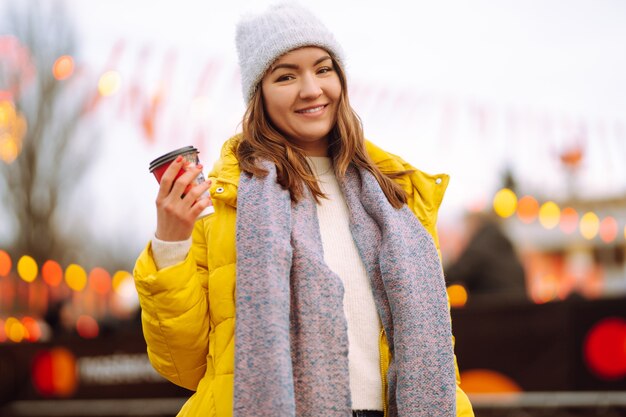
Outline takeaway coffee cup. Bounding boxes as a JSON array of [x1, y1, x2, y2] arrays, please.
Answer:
[[149, 146, 214, 218]]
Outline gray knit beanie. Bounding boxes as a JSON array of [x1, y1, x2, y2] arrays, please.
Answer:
[[236, 2, 345, 103]]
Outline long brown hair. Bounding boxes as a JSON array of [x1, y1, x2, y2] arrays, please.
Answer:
[[236, 53, 409, 208]]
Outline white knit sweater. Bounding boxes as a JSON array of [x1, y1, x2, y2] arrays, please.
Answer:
[[307, 156, 382, 411], [152, 157, 382, 410]]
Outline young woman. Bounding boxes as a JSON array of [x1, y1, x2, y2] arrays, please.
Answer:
[[134, 3, 474, 417]]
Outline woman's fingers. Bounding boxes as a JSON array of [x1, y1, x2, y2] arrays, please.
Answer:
[[155, 176, 211, 241], [188, 187, 213, 217], [182, 179, 211, 206], [167, 163, 203, 201], [156, 156, 185, 200]]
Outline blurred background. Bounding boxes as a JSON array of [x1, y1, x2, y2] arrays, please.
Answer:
[[0, 0, 625, 416]]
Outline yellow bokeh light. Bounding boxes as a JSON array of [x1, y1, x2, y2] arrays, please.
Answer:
[[538, 201, 560, 229], [112, 270, 132, 292], [98, 71, 121, 96], [0, 100, 27, 163], [0, 100, 16, 126], [0, 134, 19, 163], [447, 284, 468, 308], [17, 255, 38, 282], [53, 55, 75, 80], [580, 212, 600, 240], [5, 317, 25, 343], [65, 263, 87, 291], [493, 188, 517, 218]]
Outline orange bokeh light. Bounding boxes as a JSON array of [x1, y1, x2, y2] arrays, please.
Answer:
[[599, 216, 618, 244], [447, 284, 468, 308], [516, 195, 539, 224], [0, 318, 6, 342], [0, 250, 11, 277], [52, 55, 74, 80], [89, 267, 111, 295], [460, 369, 522, 393], [32, 347, 77, 397], [21, 316, 41, 342], [76, 315, 99, 339], [42, 260, 63, 287]]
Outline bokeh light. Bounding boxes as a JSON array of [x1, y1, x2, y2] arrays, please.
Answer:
[[52, 55, 74, 80], [516, 195, 539, 224], [5, 317, 25, 343], [533, 274, 559, 304], [0, 99, 27, 163], [98, 70, 121, 96], [538, 201, 560, 229], [559, 207, 579, 234], [599, 216, 618, 244], [0, 136, 18, 163], [21, 316, 41, 342], [580, 212, 600, 240], [89, 267, 111, 295], [76, 315, 99, 339], [114, 271, 139, 314], [0, 318, 6, 342], [460, 369, 522, 393], [493, 188, 517, 218], [0, 100, 13, 125], [447, 284, 468, 308], [17, 255, 38, 282], [32, 347, 77, 397], [584, 317, 626, 380], [42, 260, 63, 287], [0, 249, 11, 277], [112, 270, 132, 292], [65, 264, 87, 291]]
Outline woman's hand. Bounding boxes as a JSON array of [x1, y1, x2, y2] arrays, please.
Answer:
[[155, 156, 212, 241]]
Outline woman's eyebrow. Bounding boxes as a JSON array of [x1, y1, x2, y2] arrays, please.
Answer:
[[270, 55, 332, 73]]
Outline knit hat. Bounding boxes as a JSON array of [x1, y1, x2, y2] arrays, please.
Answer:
[[235, 2, 345, 103]]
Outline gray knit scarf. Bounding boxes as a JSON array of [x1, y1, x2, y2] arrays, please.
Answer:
[[234, 161, 456, 417]]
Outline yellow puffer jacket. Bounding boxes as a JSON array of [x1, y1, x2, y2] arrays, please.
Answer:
[[134, 136, 474, 417]]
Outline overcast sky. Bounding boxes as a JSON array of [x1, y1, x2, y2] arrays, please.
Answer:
[[4, 0, 626, 251]]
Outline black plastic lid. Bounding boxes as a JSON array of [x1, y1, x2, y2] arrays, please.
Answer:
[[149, 146, 198, 172]]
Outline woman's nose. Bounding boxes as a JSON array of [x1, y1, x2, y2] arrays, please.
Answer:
[[299, 74, 323, 99]]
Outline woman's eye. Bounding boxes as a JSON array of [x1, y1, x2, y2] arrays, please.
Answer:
[[276, 75, 294, 82], [318, 67, 333, 74]]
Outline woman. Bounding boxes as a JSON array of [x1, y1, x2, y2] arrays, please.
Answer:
[[134, 3, 474, 417]]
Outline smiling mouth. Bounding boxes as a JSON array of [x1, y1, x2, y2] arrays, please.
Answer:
[[295, 104, 327, 114]]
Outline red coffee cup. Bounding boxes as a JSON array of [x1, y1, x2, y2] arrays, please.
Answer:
[[149, 146, 214, 218]]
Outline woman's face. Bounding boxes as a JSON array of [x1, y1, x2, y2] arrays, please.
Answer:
[[261, 46, 342, 156]]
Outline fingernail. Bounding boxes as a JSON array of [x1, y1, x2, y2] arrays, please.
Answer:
[[175, 156, 183, 162], [197, 164, 204, 170]]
